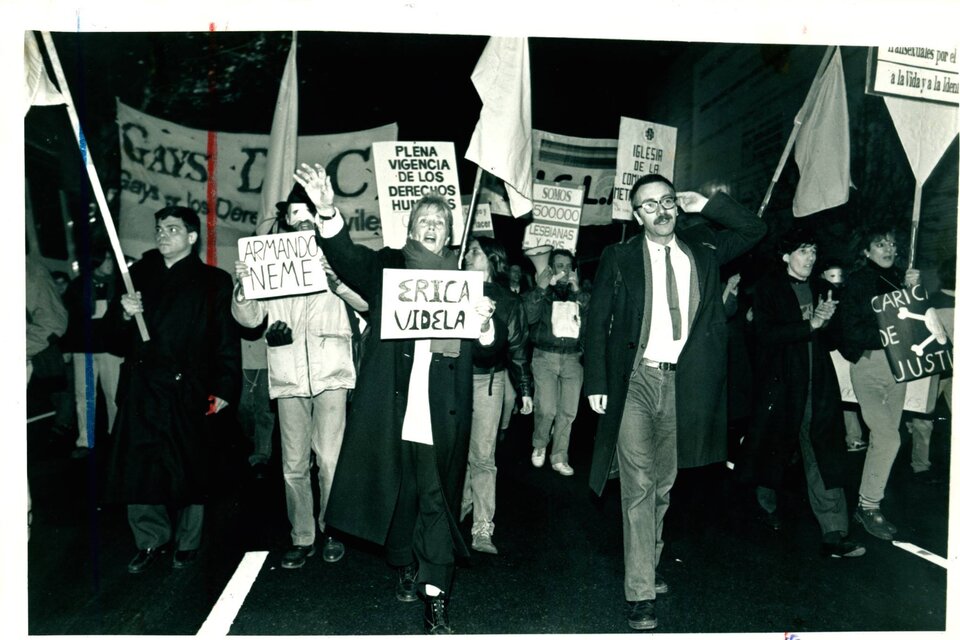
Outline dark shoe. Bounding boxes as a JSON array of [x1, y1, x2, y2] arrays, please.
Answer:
[[280, 544, 315, 569], [251, 462, 268, 480], [70, 446, 90, 460], [654, 572, 669, 595], [172, 549, 199, 569], [757, 508, 782, 531], [423, 594, 452, 634], [396, 563, 418, 603], [821, 540, 866, 558], [854, 507, 896, 541], [322, 536, 345, 563], [626, 599, 657, 631], [913, 470, 945, 485], [127, 546, 167, 574]]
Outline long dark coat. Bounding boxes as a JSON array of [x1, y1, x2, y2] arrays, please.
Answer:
[[737, 269, 846, 489], [103, 250, 240, 506], [583, 193, 766, 496], [319, 225, 502, 557]]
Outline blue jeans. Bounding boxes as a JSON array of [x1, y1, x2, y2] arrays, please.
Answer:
[[531, 349, 583, 464], [617, 366, 677, 602], [277, 389, 347, 546], [462, 371, 505, 533], [851, 350, 906, 507]]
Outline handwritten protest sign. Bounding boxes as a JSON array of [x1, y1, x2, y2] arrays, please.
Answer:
[[237, 230, 328, 300], [830, 351, 940, 414], [522, 182, 584, 254], [380, 268, 483, 340], [873, 285, 953, 383], [612, 117, 677, 221], [373, 142, 463, 249]]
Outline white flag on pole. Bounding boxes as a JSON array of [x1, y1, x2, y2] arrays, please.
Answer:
[[24, 31, 65, 115], [465, 37, 533, 218]]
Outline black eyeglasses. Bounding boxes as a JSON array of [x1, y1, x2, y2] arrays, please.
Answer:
[[632, 195, 677, 215]]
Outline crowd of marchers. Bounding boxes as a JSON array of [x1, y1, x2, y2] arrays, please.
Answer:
[[25, 165, 953, 634]]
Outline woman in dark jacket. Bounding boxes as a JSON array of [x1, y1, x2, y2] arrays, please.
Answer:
[[460, 236, 533, 555], [837, 224, 919, 540]]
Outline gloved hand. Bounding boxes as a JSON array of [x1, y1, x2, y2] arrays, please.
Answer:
[[265, 320, 293, 347]]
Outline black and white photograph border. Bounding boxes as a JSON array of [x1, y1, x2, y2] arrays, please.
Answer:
[[5, 0, 960, 638]]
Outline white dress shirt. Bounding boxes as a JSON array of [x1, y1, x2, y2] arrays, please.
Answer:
[[641, 236, 691, 364]]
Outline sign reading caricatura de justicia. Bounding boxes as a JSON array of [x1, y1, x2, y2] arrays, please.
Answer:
[[873, 285, 953, 383]]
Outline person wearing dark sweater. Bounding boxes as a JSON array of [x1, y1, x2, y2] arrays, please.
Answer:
[[837, 224, 938, 540]]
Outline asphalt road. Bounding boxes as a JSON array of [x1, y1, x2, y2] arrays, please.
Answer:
[[25, 392, 950, 635]]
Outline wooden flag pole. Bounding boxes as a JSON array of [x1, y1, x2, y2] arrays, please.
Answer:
[[457, 167, 485, 269], [756, 45, 837, 219], [40, 32, 149, 341], [908, 181, 924, 269]]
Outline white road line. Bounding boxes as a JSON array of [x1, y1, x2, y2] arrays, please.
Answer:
[[197, 551, 269, 636], [892, 541, 949, 569]]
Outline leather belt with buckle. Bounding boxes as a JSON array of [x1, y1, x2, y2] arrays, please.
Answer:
[[641, 358, 676, 371]]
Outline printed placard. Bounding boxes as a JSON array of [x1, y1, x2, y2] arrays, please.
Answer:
[[612, 117, 678, 221], [472, 203, 494, 237], [830, 351, 940, 414], [373, 142, 463, 249], [237, 230, 328, 299], [380, 268, 483, 340], [522, 182, 584, 254], [873, 285, 953, 383], [868, 47, 959, 105]]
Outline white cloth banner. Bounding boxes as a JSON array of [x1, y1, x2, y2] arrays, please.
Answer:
[[883, 95, 959, 185], [117, 101, 397, 266]]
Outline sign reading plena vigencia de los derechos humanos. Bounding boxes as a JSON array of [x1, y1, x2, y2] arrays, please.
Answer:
[[372, 141, 463, 249], [237, 230, 328, 300], [873, 284, 953, 383], [380, 269, 484, 340]]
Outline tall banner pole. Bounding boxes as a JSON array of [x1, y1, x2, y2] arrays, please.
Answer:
[[908, 181, 924, 269], [457, 168, 485, 269], [756, 45, 837, 218], [40, 31, 149, 341]]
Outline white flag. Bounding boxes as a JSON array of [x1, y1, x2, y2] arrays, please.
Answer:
[[465, 37, 533, 217], [257, 33, 299, 234], [24, 31, 65, 115], [792, 48, 851, 217]]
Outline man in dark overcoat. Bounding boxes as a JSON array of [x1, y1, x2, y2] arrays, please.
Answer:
[[295, 163, 499, 635], [104, 206, 240, 573], [583, 175, 765, 631], [738, 229, 865, 558]]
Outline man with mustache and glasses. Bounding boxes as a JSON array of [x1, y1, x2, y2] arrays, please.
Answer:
[[584, 174, 765, 630]]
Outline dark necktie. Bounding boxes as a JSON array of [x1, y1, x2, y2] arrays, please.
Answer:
[[665, 246, 681, 340]]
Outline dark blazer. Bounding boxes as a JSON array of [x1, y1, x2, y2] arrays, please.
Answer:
[[737, 269, 846, 490], [583, 193, 766, 496], [473, 281, 533, 398], [319, 225, 502, 557]]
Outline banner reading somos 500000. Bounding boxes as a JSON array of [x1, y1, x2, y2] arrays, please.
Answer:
[[116, 100, 397, 266]]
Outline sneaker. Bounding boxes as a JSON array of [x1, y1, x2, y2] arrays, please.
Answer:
[[280, 543, 315, 569], [626, 599, 657, 631], [854, 507, 896, 541], [821, 540, 867, 558], [423, 594, 453, 634], [531, 448, 546, 468], [472, 531, 498, 555], [654, 572, 669, 595], [322, 536, 345, 563], [551, 461, 574, 476], [396, 563, 418, 603], [847, 440, 867, 452]]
